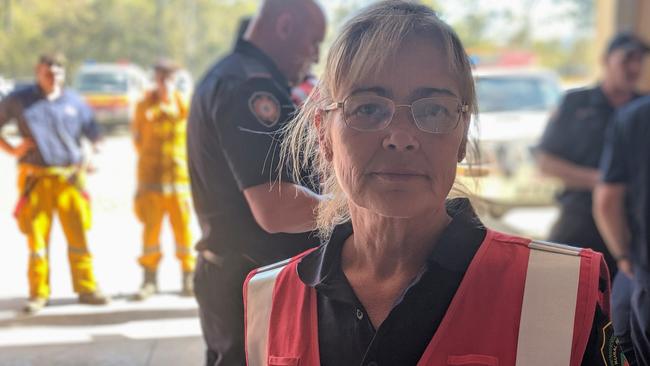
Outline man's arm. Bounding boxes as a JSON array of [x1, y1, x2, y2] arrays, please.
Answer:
[[244, 182, 322, 234], [536, 151, 599, 190], [593, 183, 633, 277], [131, 99, 147, 154], [0, 97, 35, 158], [0, 136, 34, 157]]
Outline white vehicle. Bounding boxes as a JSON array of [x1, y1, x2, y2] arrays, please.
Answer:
[[173, 69, 194, 98], [459, 68, 564, 217], [74, 63, 148, 130]]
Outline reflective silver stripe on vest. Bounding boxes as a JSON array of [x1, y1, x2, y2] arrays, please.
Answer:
[[30, 248, 47, 260], [246, 258, 291, 366], [516, 240, 582, 366]]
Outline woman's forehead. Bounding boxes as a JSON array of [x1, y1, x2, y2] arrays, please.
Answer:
[[336, 63, 460, 101], [331, 35, 461, 100]]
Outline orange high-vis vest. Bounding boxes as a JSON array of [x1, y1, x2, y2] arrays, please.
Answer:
[[243, 230, 611, 366]]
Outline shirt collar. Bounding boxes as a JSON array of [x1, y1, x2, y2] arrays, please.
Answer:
[[591, 85, 614, 109], [234, 39, 289, 89], [592, 84, 642, 109], [297, 198, 487, 293]]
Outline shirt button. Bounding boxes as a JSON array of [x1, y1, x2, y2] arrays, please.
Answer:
[[355, 308, 364, 320]]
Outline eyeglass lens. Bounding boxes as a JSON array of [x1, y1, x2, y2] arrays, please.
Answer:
[[343, 95, 460, 133]]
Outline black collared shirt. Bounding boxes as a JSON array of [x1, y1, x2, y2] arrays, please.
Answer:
[[538, 85, 640, 215], [187, 40, 319, 263], [600, 95, 650, 281], [297, 198, 622, 366]]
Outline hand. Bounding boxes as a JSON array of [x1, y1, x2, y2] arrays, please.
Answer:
[[85, 161, 98, 174], [617, 258, 634, 279], [12, 139, 35, 158], [91, 141, 102, 154]]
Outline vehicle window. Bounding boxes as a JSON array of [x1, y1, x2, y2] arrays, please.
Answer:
[[475, 76, 561, 113], [75, 72, 129, 93]]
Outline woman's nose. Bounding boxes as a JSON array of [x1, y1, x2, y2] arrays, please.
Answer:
[[382, 108, 420, 152]]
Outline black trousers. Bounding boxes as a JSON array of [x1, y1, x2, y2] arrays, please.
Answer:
[[194, 255, 257, 366], [548, 208, 617, 279], [630, 280, 650, 366], [612, 272, 638, 364]]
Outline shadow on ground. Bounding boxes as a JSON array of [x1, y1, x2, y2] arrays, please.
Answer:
[[0, 335, 203, 366], [0, 292, 198, 327]]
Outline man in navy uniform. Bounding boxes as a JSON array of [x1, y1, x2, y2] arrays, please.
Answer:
[[187, 1, 326, 364], [537, 33, 648, 278], [594, 95, 650, 365], [0, 52, 109, 314]]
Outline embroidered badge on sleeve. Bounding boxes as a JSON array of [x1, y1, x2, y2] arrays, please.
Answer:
[[600, 322, 628, 366], [248, 91, 281, 128]]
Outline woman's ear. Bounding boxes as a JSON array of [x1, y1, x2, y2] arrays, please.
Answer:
[[315, 110, 333, 161]]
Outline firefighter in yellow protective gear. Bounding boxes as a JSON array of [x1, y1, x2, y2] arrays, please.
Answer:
[[0, 53, 109, 314], [132, 59, 195, 300]]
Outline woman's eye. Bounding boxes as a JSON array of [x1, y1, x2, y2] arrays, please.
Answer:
[[356, 103, 382, 116], [417, 103, 452, 120], [424, 104, 444, 116]]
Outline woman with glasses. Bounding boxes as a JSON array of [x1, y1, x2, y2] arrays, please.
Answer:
[[243, 1, 622, 365]]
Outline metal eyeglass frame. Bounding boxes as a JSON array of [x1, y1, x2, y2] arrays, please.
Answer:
[[323, 95, 470, 134]]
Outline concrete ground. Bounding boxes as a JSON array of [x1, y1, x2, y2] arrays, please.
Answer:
[[0, 134, 558, 365], [0, 135, 204, 366]]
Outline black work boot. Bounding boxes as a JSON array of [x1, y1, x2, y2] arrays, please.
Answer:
[[23, 297, 48, 314], [180, 271, 194, 297], [78, 291, 110, 305], [134, 270, 158, 301]]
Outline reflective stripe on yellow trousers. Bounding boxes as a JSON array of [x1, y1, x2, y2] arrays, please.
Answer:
[[15, 164, 97, 299], [134, 190, 195, 272]]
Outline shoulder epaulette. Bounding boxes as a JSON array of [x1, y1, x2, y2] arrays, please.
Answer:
[[241, 57, 272, 80]]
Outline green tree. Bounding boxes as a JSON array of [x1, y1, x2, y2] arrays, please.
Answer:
[[0, 0, 257, 80]]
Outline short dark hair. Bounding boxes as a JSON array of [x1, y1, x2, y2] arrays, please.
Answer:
[[38, 52, 66, 67], [153, 58, 180, 75]]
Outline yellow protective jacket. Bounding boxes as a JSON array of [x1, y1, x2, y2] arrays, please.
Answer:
[[132, 90, 190, 192]]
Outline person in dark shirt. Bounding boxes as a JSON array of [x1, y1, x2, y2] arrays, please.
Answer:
[[537, 32, 648, 278], [243, 2, 624, 365], [187, 1, 326, 364], [594, 95, 650, 365], [0, 53, 109, 314]]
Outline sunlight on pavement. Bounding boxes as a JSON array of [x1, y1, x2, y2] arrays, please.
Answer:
[[0, 295, 200, 348]]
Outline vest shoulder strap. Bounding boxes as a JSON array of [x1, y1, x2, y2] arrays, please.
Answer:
[[516, 240, 583, 366], [245, 248, 318, 366], [244, 257, 293, 366]]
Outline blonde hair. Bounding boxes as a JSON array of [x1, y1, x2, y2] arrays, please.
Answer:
[[281, 0, 478, 239]]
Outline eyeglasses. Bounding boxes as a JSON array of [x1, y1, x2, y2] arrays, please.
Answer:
[[324, 95, 469, 134]]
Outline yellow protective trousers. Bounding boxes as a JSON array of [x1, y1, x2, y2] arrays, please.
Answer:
[[14, 164, 96, 299], [134, 190, 195, 272]]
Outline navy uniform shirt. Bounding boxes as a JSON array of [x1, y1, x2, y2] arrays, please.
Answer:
[[600, 95, 650, 282], [297, 198, 624, 366], [0, 85, 100, 166], [538, 85, 641, 215], [187, 39, 318, 264]]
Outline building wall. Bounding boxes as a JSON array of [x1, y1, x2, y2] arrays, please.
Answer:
[[597, 0, 650, 91], [636, 0, 650, 91]]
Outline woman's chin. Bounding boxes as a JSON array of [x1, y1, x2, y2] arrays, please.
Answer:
[[361, 197, 434, 219]]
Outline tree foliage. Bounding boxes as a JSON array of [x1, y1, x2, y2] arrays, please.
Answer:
[[0, 0, 257, 80], [0, 0, 596, 82]]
